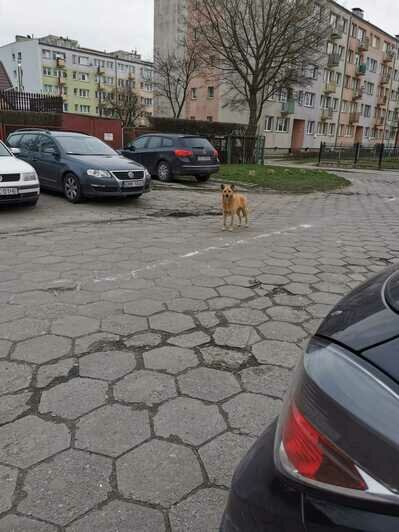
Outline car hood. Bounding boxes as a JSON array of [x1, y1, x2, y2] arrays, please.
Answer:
[[317, 265, 399, 352], [0, 156, 35, 174], [66, 154, 144, 171]]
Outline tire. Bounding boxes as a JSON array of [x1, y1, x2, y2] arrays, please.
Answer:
[[63, 173, 83, 203], [196, 175, 211, 183], [157, 161, 172, 182]]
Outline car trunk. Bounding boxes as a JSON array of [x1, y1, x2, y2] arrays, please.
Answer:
[[179, 137, 218, 165]]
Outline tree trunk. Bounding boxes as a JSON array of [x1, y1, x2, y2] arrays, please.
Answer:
[[244, 97, 259, 164]]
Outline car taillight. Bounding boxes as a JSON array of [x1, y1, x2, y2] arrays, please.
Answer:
[[275, 338, 399, 503], [174, 149, 193, 158], [213, 149, 219, 158]]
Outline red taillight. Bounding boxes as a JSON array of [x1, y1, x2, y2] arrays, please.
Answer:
[[213, 149, 219, 158], [282, 404, 367, 491], [174, 149, 193, 158]]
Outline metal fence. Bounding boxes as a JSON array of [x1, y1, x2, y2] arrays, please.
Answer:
[[210, 135, 265, 164], [0, 90, 63, 113], [319, 143, 399, 170], [264, 147, 320, 161]]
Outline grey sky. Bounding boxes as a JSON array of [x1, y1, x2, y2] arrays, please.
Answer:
[[0, 0, 397, 62]]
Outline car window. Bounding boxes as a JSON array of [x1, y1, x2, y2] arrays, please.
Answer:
[[55, 135, 116, 156], [133, 137, 148, 150], [0, 142, 11, 157], [180, 137, 215, 150], [162, 138, 174, 148], [19, 134, 39, 154], [38, 135, 58, 155], [147, 137, 162, 150], [7, 135, 22, 148]]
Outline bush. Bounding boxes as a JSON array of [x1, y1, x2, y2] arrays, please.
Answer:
[[0, 111, 62, 127], [149, 116, 247, 136]]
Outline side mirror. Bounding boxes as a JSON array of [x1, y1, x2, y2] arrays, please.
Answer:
[[10, 147, 21, 156], [129, 145, 136, 152]]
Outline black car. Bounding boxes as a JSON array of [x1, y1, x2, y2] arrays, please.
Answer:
[[222, 266, 399, 532], [120, 133, 220, 183], [7, 129, 151, 203]]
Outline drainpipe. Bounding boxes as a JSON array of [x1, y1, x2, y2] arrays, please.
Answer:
[[335, 14, 352, 147]]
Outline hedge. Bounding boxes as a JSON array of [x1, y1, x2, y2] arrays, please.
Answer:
[[0, 111, 63, 127]]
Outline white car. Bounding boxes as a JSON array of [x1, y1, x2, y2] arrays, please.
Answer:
[[0, 140, 40, 206]]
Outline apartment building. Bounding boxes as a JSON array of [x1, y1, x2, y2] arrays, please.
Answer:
[[0, 35, 154, 120], [154, 1, 399, 148]]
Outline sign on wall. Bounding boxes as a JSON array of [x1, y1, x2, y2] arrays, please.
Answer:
[[104, 133, 114, 141]]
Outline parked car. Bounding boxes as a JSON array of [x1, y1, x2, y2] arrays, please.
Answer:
[[222, 265, 399, 532], [120, 133, 220, 183], [0, 140, 40, 206], [7, 130, 151, 203]]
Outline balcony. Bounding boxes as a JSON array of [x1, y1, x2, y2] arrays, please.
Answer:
[[349, 112, 361, 124], [324, 81, 337, 94], [380, 73, 391, 86], [330, 22, 344, 40], [357, 37, 369, 52], [383, 50, 395, 63], [352, 87, 364, 100], [355, 64, 367, 76], [374, 117, 385, 128], [327, 53, 340, 68], [281, 100, 295, 115], [321, 108, 334, 121], [377, 95, 387, 107]]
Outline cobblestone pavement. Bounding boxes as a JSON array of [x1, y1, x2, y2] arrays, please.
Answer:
[[1, 173, 399, 531]]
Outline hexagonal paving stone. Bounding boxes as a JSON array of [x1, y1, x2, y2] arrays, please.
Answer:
[[18, 449, 112, 526], [200, 346, 250, 370], [199, 433, 255, 487], [240, 366, 292, 398], [0, 392, 32, 425], [245, 296, 272, 310], [167, 298, 207, 313], [39, 378, 108, 419], [223, 393, 282, 436], [168, 331, 210, 348], [74, 332, 120, 355], [169, 488, 228, 532], [0, 361, 32, 396], [307, 303, 332, 319], [195, 311, 220, 328], [222, 307, 267, 326], [149, 312, 195, 334], [36, 359, 76, 388], [51, 315, 99, 338], [0, 464, 17, 513], [143, 346, 198, 375], [76, 404, 150, 457], [66, 500, 165, 532], [214, 325, 260, 348], [273, 294, 310, 307], [79, 351, 136, 381], [124, 332, 162, 348], [154, 397, 226, 446], [178, 368, 241, 402], [266, 306, 309, 324], [12, 335, 72, 365], [0, 515, 57, 532], [114, 370, 177, 406], [217, 285, 254, 300], [208, 297, 239, 310], [117, 440, 203, 507], [252, 340, 302, 369], [0, 318, 48, 342], [124, 299, 165, 316], [0, 340, 11, 359], [258, 321, 307, 342], [0, 415, 70, 468], [101, 314, 148, 336], [256, 274, 289, 286], [180, 286, 218, 300]]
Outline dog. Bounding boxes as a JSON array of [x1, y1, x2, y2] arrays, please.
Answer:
[[221, 184, 248, 231]]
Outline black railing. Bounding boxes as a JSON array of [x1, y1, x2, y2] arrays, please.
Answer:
[[319, 142, 399, 170], [0, 90, 63, 113]]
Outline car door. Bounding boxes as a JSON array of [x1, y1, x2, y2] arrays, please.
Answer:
[[121, 136, 148, 165], [35, 135, 61, 190], [141, 136, 163, 174], [18, 133, 39, 167]]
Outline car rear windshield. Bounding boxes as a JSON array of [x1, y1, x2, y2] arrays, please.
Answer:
[[0, 143, 11, 157], [56, 136, 116, 156], [179, 138, 214, 150]]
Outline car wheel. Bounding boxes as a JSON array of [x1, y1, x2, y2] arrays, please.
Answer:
[[196, 175, 210, 183], [157, 161, 172, 182], [63, 173, 83, 203]]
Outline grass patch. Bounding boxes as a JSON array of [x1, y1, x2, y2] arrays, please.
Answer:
[[216, 164, 350, 193]]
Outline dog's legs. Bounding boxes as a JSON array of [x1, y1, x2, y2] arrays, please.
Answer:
[[237, 209, 242, 227], [223, 212, 228, 231], [243, 207, 248, 227], [229, 213, 234, 231]]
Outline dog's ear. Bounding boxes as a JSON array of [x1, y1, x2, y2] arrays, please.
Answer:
[[221, 184, 225, 191], [231, 184, 235, 191]]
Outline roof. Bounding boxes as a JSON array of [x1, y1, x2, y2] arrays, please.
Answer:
[[0, 62, 12, 90], [138, 133, 202, 138]]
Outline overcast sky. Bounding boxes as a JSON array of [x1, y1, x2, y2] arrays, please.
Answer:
[[0, 0, 397, 61]]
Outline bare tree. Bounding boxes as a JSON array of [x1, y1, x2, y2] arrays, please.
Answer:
[[190, 0, 330, 140], [153, 37, 202, 119], [103, 84, 146, 128]]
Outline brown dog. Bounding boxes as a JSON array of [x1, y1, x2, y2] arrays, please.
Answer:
[[221, 184, 248, 231]]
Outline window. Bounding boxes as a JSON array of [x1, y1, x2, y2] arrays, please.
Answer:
[[79, 89, 89, 98], [275, 118, 290, 133], [333, 98, 339, 111], [43, 67, 52, 76], [329, 123, 336, 136], [162, 138, 174, 148], [351, 23, 357, 38], [278, 89, 288, 102], [12, 53, 15, 62], [208, 86, 215, 98], [348, 50, 354, 64], [264, 116, 274, 131], [339, 124, 345, 136], [191, 88, 198, 99], [20, 134, 39, 154], [42, 49, 52, 59], [79, 72, 89, 81], [147, 136, 162, 150], [133, 137, 148, 150], [364, 105, 371, 117], [304, 92, 315, 107], [38, 136, 58, 155], [79, 56, 89, 66], [190, 116, 195, 120], [372, 35, 380, 49], [336, 73, 342, 86], [367, 58, 377, 73], [206, 116, 213, 122], [364, 127, 370, 138], [63, 103, 69, 112], [306, 121, 315, 135], [80, 105, 91, 113], [297, 91, 304, 105], [342, 100, 349, 113], [357, 28, 365, 41]]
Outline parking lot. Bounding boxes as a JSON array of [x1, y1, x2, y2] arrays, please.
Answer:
[[1, 172, 399, 531]]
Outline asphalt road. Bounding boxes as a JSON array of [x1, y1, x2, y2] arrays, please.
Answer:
[[0, 173, 399, 531]]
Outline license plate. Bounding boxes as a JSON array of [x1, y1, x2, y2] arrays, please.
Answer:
[[0, 188, 18, 196], [123, 179, 144, 188], [198, 156, 211, 162]]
